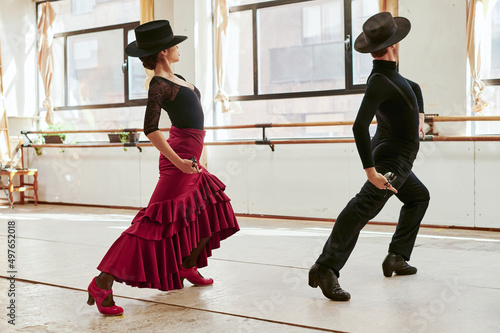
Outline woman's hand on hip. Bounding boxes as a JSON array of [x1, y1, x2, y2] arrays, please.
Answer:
[[176, 159, 201, 174], [146, 131, 201, 174]]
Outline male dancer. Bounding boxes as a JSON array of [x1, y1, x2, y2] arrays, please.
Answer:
[[309, 12, 430, 301]]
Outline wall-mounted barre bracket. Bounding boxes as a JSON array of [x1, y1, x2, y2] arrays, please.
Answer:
[[124, 142, 142, 152], [255, 140, 275, 151], [21, 131, 33, 144], [255, 123, 273, 151], [424, 114, 439, 136]]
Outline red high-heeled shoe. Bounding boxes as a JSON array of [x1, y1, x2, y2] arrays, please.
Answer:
[[179, 266, 214, 286], [87, 277, 124, 316]]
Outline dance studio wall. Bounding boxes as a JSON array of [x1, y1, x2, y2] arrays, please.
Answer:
[[206, 141, 500, 229], [400, 0, 468, 136], [24, 140, 500, 229]]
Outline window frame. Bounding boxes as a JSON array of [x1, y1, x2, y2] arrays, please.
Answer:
[[484, 79, 500, 86], [472, 0, 500, 135], [36, 1, 146, 112], [483, 0, 500, 84], [481, 2, 500, 96], [227, 0, 366, 103]]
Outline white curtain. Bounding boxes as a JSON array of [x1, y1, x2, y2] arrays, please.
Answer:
[[141, 0, 155, 90], [0, 40, 12, 162], [467, 0, 489, 113], [37, 1, 56, 124], [378, 0, 398, 16], [214, 0, 231, 113]]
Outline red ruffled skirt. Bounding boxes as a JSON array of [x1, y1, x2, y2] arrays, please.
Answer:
[[97, 126, 239, 291]]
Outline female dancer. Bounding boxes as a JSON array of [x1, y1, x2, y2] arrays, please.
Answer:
[[87, 20, 239, 316]]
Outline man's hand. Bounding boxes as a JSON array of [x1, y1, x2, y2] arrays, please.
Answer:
[[365, 167, 398, 193], [419, 113, 425, 139]]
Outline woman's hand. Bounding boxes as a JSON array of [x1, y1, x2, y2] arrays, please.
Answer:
[[146, 131, 201, 174], [365, 167, 397, 193], [175, 159, 200, 174]]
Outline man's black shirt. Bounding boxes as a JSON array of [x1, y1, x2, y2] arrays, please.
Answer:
[[353, 60, 424, 169]]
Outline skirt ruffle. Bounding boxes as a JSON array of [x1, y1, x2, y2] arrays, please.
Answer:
[[97, 171, 239, 291]]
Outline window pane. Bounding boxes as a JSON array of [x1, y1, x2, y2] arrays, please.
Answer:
[[127, 29, 148, 100], [216, 94, 365, 139], [47, 0, 140, 34], [225, 10, 254, 96], [476, 2, 500, 135], [52, 106, 146, 142], [39, 37, 65, 107], [481, 2, 500, 79], [257, 0, 345, 94], [67, 30, 124, 106], [351, 0, 378, 85]]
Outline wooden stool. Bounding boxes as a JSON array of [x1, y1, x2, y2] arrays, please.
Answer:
[[0, 169, 38, 206]]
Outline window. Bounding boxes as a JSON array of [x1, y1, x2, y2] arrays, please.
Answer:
[[217, 0, 378, 140], [36, 0, 147, 139], [476, 0, 500, 134], [37, 0, 146, 109], [259, 1, 345, 93]]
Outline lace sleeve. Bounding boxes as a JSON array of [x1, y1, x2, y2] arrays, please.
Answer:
[[143, 78, 176, 136]]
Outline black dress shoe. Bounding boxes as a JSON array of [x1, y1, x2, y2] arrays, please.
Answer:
[[382, 252, 417, 277], [308, 263, 350, 301]]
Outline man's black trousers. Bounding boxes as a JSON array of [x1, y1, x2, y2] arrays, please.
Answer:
[[316, 155, 430, 277]]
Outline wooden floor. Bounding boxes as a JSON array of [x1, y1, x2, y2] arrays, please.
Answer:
[[1, 204, 499, 332]]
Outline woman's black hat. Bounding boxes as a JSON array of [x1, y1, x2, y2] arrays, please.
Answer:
[[354, 12, 411, 53], [125, 20, 187, 57]]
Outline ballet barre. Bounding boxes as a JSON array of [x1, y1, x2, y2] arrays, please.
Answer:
[[21, 115, 500, 152]]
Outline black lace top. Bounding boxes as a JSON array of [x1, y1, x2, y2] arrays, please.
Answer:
[[143, 75, 204, 135]]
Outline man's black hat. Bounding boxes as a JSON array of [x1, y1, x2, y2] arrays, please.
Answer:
[[354, 12, 411, 53]]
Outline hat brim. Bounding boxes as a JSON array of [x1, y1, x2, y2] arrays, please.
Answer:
[[125, 35, 187, 57], [354, 17, 410, 53]]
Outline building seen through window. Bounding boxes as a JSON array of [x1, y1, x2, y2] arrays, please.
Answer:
[[217, 0, 378, 140]]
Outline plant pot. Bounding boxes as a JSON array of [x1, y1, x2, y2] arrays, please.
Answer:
[[108, 133, 140, 143], [43, 135, 64, 144]]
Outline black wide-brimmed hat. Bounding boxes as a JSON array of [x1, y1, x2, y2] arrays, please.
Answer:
[[354, 12, 411, 53], [125, 20, 187, 57]]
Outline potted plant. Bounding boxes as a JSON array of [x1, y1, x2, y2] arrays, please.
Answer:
[[108, 131, 140, 143], [32, 137, 43, 156], [108, 131, 140, 151], [42, 123, 67, 144], [34, 122, 72, 154]]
